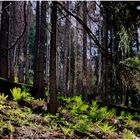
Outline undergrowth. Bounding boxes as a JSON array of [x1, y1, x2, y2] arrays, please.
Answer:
[[0, 89, 140, 139]]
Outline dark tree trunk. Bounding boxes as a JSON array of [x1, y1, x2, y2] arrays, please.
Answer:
[[34, 1, 46, 98], [48, 1, 58, 114], [18, 1, 26, 83], [34, 1, 39, 87], [82, 1, 88, 100], [64, 1, 70, 97], [0, 1, 10, 79], [74, 3, 83, 96], [101, 5, 109, 104]]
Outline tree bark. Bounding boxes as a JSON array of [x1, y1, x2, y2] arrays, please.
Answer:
[[74, 2, 83, 96], [48, 1, 58, 114], [82, 1, 88, 100], [0, 1, 10, 79], [34, 1, 46, 98], [64, 1, 70, 97], [18, 1, 26, 83]]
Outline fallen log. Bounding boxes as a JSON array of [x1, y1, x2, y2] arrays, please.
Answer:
[[0, 77, 36, 98], [97, 101, 140, 115]]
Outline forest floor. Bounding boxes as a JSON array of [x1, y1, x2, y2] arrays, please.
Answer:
[[0, 91, 140, 139]]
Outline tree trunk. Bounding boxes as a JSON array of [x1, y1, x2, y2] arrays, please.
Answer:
[[0, 1, 10, 79], [64, 1, 71, 97], [18, 1, 26, 83], [82, 1, 88, 100], [34, 1, 46, 98], [101, 9, 109, 104], [48, 1, 58, 114], [74, 3, 83, 96]]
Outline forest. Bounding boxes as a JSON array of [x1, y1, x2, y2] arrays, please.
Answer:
[[0, 1, 140, 139]]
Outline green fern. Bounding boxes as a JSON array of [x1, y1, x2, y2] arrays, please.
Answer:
[[8, 123, 15, 133], [0, 93, 8, 100], [73, 118, 92, 133], [10, 87, 22, 102], [10, 87, 34, 102], [59, 125, 73, 136], [90, 101, 99, 112], [98, 122, 116, 134], [105, 108, 116, 119], [122, 129, 135, 139]]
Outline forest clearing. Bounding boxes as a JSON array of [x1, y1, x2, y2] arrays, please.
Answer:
[[0, 1, 140, 139]]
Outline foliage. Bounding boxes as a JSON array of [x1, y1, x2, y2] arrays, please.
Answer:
[[10, 87, 34, 102], [121, 57, 140, 95], [60, 96, 89, 115], [122, 129, 135, 139], [59, 125, 73, 137], [119, 111, 133, 120], [119, 26, 130, 55], [73, 115, 93, 133], [98, 122, 116, 134], [105, 108, 116, 120], [124, 57, 140, 68], [0, 93, 8, 101], [0, 121, 15, 134], [14, 76, 18, 83], [0, 104, 6, 109], [7, 123, 15, 134], [89, 102, 107, 121], [0, 94, 139, 139]]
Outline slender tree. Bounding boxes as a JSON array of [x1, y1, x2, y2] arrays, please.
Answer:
[[64, 1, 70, 97], [82, 1, 88, 100], [74, 2, 83, 96]]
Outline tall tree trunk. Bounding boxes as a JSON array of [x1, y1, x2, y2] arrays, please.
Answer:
[[74, 3, 83, 96], [18, 1, 26, 83], [0, 1, 10, 79], [64, 1, 70, 97], [0, 2, 3, 32], [34, 1, 39, 87], [82, 1, 88, 100], [70, 28, 75, 96], [8, 2, 23, 81], [48, 1, 58, 114], [97, 20, 102, 99], [34, 1, 46, 98], [25, 2, 34, 84], [101, 9, 109, 104]]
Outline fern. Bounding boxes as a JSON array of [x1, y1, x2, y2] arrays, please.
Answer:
[[10, 87, 34, 102], [122, 129, 135, 139], [98, 122, 116, 134], [59, 125, 73, 136], [10, 87, 22, 102], [0, 93, 8, 100]]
